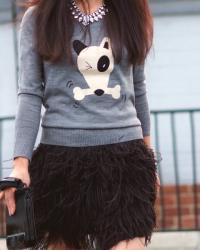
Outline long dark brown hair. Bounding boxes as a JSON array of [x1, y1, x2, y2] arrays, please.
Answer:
[[24, 0, 153, 66]]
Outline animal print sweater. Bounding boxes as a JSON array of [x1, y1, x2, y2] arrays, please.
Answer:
[[13, 6, 151, 161]]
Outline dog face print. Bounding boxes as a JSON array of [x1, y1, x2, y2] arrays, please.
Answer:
[[72, 37, 121, 101]]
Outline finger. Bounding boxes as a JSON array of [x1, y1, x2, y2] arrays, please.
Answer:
[[0, 191, 4, 200], [5, 188, 16, 215], [157, 180, 161, 188], [157, 177, 161, 187], [156, 173, 161, 186]]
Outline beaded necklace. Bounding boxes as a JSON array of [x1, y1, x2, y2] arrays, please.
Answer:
[[69, 0, 109, 26]]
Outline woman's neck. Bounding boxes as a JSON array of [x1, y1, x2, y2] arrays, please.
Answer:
[[75, 0, 104, 14]]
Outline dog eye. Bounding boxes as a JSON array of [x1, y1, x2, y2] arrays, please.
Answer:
[[97, 56, 110, 72]]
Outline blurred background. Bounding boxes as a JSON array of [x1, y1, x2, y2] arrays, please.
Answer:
[[0, 0, 200, 249]]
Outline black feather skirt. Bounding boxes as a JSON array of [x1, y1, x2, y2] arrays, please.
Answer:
[[28, 138, 160, 250]]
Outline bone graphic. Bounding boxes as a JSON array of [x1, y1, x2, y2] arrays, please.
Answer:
[[73, 85, 121, 101]]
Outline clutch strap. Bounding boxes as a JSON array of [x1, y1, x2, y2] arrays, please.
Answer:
[[0, 177, 26, 191]]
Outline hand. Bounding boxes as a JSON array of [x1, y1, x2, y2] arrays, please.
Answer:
[[0, 157, 31, 216]]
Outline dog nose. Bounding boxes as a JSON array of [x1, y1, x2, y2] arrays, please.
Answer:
[[94, 89, 104, 96]]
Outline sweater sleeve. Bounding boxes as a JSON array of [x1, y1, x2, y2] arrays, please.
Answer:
[[133, 64, 151, 137], [13, 7, 44, 162]]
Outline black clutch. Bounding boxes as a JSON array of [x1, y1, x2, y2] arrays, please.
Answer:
[[0, 177, 37, 250]]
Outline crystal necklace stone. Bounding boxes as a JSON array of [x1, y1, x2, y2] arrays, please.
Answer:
[[69, 0, 108, 26]]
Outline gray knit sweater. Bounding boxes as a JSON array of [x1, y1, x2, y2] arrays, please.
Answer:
[[13, 6, 151, 161]]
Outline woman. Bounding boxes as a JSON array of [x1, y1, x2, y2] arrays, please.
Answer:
[[0, 0, 161, 249]]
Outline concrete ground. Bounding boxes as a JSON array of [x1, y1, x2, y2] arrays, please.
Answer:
[[1, 232, 200, 250]]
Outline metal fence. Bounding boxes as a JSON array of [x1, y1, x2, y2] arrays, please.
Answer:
[[152, 108, 200, 231], [1, 108, 200, 233]]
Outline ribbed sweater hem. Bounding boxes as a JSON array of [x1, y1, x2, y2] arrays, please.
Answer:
[[40, 125, 144, 147]]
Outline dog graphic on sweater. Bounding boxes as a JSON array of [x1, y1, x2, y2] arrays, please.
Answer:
[[72, 37, 121, 101]]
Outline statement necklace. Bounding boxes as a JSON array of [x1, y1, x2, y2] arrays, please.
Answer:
[[69, 0, 109, 26]]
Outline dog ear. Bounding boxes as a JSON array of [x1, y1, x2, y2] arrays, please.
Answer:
[[104, 41, 109, 49], [100, 37, 110, 50], [73, 40, 87, 55]]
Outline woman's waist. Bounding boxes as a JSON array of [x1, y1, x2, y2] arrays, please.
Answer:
[[40, 125, 144, 147]]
